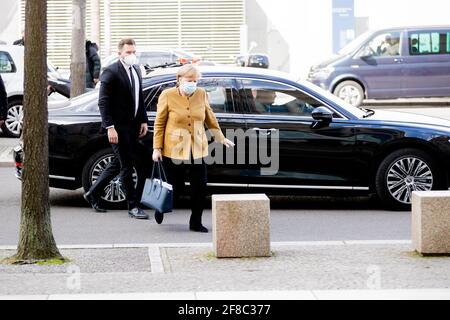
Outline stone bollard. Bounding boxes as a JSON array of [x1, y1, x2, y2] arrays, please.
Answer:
[[412, 191, 450, 255], [212, 194, 271, 258]]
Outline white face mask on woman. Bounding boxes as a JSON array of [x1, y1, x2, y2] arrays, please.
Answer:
[[122, 54, 138, 67], [181, 81, 198, 95]]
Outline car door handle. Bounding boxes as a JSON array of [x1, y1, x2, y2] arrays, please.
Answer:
[[394, 58, 404, 63], [251, 128, 277, 136]]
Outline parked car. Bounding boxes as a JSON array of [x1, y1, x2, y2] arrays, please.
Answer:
[[235, 54, 270, 68], [13, 66, 450, 210], [0, 44, 63, 137], [307, 25, 450, 106], [101, 48, 203, 73]]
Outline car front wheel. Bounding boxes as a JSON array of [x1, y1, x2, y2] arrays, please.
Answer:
[[82, 149, 140, 209], [375, 148, 445, 211], [333, 80, 364, 107], [1, 100, 24, 138]]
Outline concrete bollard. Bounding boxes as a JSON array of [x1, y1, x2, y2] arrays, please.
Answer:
[[212, 194, 271, 258], [412, 191, 450, 255]]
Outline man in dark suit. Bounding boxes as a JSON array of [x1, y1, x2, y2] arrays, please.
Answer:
[[84, 38, 149, 219], [0, 75, 7, 130]]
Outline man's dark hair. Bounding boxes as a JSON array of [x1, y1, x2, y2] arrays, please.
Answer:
[[118, 38, 136, 51]]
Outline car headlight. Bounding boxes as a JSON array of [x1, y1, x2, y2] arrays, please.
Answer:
[[311, 67, 334, 80]]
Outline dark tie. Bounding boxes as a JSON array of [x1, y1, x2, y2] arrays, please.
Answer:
[[129, 66, 136, 103]]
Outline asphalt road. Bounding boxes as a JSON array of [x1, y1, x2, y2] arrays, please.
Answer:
[[0, 167, 411, 246], [2, 106, 450, 246]]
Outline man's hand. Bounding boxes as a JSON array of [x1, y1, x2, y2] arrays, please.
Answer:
[[93, 78, 99, 85], [107, 127, 119, 144], [0, 120, 4, 127], [139, 123, 148, 138]]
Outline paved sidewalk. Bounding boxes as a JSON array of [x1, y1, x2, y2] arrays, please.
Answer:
[[1, 241, 449, 299]]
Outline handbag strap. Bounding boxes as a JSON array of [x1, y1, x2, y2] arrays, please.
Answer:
[[151, 161, 168, 182], [158, 161, 168, 182]]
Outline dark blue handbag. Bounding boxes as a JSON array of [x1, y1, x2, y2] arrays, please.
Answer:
[[140, 161, 173, 213]]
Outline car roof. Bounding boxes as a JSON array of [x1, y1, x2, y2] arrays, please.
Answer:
[[373, 25, 450, 33], [145, 65, 297, 82]]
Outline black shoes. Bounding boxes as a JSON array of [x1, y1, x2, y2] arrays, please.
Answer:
[[83, 192, 107, 213], [189, 224, 209, 233], [155, 211, 164, 224], [129, 207, 149, 220]]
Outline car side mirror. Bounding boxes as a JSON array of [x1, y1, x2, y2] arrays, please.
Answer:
[[357, 46, 373, 60], [312, 106, 333, 122]]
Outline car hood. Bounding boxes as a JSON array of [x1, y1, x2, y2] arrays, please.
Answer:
[[312, 55, 344, 70], [365, 109, 450, 132]]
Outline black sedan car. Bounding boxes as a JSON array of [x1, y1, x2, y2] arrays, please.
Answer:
[[14, 67, 450, 210]]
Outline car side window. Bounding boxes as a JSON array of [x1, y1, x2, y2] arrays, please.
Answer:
[[0, 51, 16, 73], [145, 78, 237, 114], [409, 30, 450, 55], [447, 32, 450, 53], [241, 79, 332, 117], [198, 78, 236, 113], [358, 32, 401, 57], [145, 81, 177, 112]]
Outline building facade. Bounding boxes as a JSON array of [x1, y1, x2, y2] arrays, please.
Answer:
[[15, 0, 245, 69]]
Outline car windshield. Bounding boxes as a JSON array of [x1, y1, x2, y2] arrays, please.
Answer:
[[300, 80, 367, 118], [338, 30, 374, 56]]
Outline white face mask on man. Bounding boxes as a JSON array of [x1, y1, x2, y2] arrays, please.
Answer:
[[122, 54, 138, 67]]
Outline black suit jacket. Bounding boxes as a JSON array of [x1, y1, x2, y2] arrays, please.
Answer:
[[0, 74, 7, 121], [98, 61, 148, 130]]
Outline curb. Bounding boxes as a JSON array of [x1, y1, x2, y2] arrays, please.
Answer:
[[0, 161, 14, 168], [0, 240, 413, 251], [0, 146, 14, 168], [1, 289, 449, 300], [363, 99, 450, 108]]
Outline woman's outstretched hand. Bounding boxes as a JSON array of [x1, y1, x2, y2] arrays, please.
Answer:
[[152, 149, 163, 162], [222, 138, 235, 148]]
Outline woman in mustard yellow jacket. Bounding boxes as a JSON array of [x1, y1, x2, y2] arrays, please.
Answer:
[[152, 65, 235, 232]]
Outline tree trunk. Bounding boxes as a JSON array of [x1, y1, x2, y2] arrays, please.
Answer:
[[104, 0, 111, 57], [13, 0, 62, 263], [90, 0, 101, 48], [70, 0, 86, 98]]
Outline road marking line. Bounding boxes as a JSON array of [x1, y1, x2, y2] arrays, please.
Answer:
[[148, 245, 164, 274]]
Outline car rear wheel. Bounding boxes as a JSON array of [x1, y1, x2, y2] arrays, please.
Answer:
[[1, 100, 24, 138], [82, 149, 140, 209], [333, 81, 364, 107], [375, 149, 445, 211]]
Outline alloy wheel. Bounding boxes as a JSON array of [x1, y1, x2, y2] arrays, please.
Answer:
[[386, 157, 433, 204], [5, 105, 24, 136], [337, 85, 361, 106], [90, 155, 138, 203]]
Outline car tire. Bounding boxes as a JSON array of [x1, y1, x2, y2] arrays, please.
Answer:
[[1, 99, 24, 138], [82, 148, 142, 210], [375, 148, 445, 211], [333, 80, 365, 107]]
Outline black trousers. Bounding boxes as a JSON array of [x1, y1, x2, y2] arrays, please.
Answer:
[[161, 155, 207, 227], [89, 126, 140, 209]]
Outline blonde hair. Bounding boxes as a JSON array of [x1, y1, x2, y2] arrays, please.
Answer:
[[176, 64, 201, 86]]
